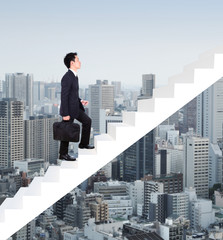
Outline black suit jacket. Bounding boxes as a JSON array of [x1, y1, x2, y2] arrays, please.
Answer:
[[60, 70, 85, 119]]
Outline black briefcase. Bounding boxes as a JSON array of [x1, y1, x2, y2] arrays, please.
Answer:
[[53, 121, 80, 142]]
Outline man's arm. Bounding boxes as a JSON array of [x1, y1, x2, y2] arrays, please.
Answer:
[[61, 75, 71, 120]]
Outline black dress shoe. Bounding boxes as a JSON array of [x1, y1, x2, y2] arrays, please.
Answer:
[[59, 154, 76, 161], [78, 144, 95, 149]]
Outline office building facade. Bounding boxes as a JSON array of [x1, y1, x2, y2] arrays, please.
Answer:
[[184, 136, 209, 198], [197, 77, 223, 144], [5, 73, 33, 117], [0, 98, 24, 168]]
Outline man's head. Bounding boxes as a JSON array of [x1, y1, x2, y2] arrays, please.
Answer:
[[64, 52, 81, 70]]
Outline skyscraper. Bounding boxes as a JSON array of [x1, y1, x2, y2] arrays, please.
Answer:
[[5, 73, 33, 117], [143, 180, 164, 219], [33, 81, 45, 104], [184, 136, 209, 198], [123, 131, 155, 181], [0, 98, 24, 168], [140, 74, 155, 98], [89, 80, 114, 133], [197, 77, 223, 144], [155, 149, 171, 176], [149, 192, 168, 223]]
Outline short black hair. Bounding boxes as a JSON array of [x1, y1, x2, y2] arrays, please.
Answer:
[[64, 52, 77, 68]]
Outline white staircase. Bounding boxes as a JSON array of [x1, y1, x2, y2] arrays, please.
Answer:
[[1, 48, 223, 239]]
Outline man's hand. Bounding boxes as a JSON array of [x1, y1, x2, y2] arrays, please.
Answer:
[[81, 100, 89, 106], [63, 115, 70, 121]]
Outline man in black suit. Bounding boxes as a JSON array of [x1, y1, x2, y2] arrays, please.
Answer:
[[59, 52, 94, 161]]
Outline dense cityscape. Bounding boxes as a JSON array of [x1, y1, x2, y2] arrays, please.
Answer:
[[0, 73, 223, 240]]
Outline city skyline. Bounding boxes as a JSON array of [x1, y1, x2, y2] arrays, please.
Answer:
[[1, 1, 223, 88]]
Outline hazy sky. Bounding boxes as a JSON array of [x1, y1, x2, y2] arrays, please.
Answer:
[[1, 0, 223, 88]]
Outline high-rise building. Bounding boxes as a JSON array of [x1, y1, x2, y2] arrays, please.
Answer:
[[48, 87, 56, 101], [111, 81, 121, 97], [197, 77, 223, 144], [139, 74, 155, 98], [149, 192, 168, 223], [5, 73, 33, 117], [0, 98, 24, 168], [143, 179, 164, 219], [123, 131, 155, 181], [24, 115, 59, 164], [89, 80, 114, 133], [128, 180, 144, 216], [184, 136, 209, 198], [168, 145, 184, 174], [33, 81, 45, 104], [155, 149, 171, 176]]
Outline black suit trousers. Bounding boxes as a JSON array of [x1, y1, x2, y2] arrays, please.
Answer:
[[59, 109, 92, 155]]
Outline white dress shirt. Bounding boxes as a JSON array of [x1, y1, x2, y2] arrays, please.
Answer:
[[69, 68, 77, 77]]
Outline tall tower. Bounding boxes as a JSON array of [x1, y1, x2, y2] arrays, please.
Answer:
[[123, 130, 155, 181], [33, 81, 45, 104], [141, 74, 155, 97], [184, 136, 209, 199], [197, 77, 223, 144], [5, 73, 33, 117], [89, 80, 114, 133], [111, 81, 121, 97], [0, 98, 24, 168]]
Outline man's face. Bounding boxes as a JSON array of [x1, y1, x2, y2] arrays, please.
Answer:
[[71, 55, 81, 69]]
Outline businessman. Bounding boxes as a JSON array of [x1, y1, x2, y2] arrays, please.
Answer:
[[59, 52, 94, 161]]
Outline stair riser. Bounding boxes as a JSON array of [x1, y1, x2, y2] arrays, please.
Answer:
[[137, 98, 155, 112], [107, 124, 134, 140], [153, 84, 175, 98]]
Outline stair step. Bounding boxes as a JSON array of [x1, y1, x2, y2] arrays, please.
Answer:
[[107, 122, 134, 140], [94, 134, 115, 153], [153, 84, 175, 98]]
